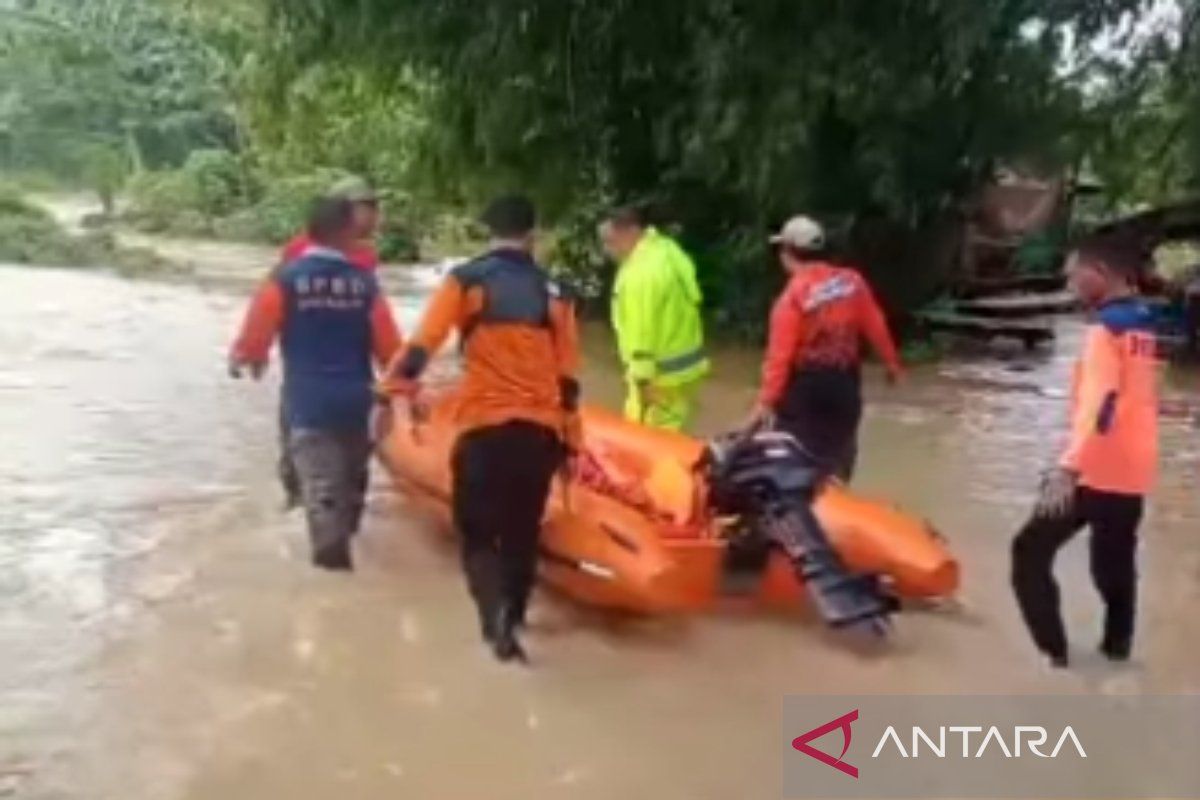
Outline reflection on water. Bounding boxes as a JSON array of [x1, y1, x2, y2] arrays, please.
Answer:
[[0, 264, 1197, 799]]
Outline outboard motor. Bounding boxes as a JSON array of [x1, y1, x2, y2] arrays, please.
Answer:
[[702, 430, 892, 636]]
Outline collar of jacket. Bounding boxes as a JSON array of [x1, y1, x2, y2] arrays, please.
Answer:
[[622, 226, 662, 268], [485, 246, 538, 266], [299, 245, 353, 263]]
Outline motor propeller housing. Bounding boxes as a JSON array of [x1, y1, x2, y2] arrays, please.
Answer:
[[702, 429, 893, 637]]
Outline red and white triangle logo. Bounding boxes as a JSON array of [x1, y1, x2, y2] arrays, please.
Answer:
[[791, 709, 859, 779]]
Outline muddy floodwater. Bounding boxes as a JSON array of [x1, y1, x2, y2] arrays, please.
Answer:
[[1, 261, 1198, 799]]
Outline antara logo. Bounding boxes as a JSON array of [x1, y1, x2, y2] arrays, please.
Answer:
[[793, 711, 1088, 779], [871, 725, 1087, 759], [792, 710, 860, 778]]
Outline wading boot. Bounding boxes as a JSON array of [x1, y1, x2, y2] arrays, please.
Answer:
[[313, 541, 353, 572], [1099, 638, 1131, 663], [490, 605, 528, 665]]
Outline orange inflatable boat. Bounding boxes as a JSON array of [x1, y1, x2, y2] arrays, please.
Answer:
[[376, 386, 959, 615]]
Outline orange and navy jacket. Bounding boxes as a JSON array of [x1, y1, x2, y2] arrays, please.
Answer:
[[384, 247, 579, 435], [759, 262, 901, 407], [279, 232, 378, 273], [1061, 297, 1160, 495], [231, 246, 401, 432]]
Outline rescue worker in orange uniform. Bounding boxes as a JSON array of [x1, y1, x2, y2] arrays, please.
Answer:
[[380, 195, 580, 664], [1011, 233, 1160, 669], [747, 215, 903, 480], [230, 197, 402, 571]]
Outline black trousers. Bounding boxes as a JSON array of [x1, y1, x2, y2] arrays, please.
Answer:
[[1011, 487, 1143, 660], [775, 366, 862, 481], [451, 420, 563, 631]]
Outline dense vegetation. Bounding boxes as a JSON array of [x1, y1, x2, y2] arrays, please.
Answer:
[[0, 0, 237, 205], [3, 0, 1199, 328], [0, 185, 171, 273]]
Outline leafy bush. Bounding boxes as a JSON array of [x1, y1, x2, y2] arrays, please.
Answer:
[[0, 184, 175, 271], [168, 210, 214, 237], [126, 148, 249, 233], [0, 213, 96, 266], [544, 202, 613, 305], [0, 188, 94, 266], [244, 177, 427, 261], [181, 148, 249, 218], [210, 208, 270, 242], [0, 172, 63, 195], [75, 143, 129, 214], [237, 168, 348, 242], [0, 186, 48, 219], [123, 157, 430, 261], [377, 223, 420, 263], [125, 169, 203, 232]]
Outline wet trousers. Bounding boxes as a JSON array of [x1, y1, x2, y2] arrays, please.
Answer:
[[289, 428, 372, 569], [451, 420, 563, 633], [1011, 487, 1143, 660], [278, 393, 302, 505], [774, 367, 862, 481], [623, 378, 703, 432]]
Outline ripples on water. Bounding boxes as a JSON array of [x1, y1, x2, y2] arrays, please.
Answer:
[[0, 264, 1197, 799]]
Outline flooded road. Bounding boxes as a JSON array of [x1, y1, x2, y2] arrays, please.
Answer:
[[1, 262, 1198, 799]]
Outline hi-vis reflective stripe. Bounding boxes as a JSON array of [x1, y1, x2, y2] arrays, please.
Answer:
[[657, 347, 707, 374]]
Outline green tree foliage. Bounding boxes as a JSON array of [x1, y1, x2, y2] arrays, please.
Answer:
[[1080, 0, 1200, 210], [0, 185, 89, 265], [0, 0, 237, 184], [0, 182, 170, 271], [75, 143, 129, 215], [265, 0, 1150, 327]]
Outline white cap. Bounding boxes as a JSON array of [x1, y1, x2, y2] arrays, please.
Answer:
[[769, 215, 825, 250]]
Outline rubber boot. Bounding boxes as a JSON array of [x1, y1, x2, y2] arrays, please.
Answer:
[[1099, 637, 1131, 662], [490, 604, 528, 664], [313, 540, 353, 572]]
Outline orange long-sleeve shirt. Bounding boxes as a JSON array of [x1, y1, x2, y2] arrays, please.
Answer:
[[385, 249, 579, 434], [759, 263, 901, 407]]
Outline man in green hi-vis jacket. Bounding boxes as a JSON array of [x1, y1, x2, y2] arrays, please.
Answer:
[[600, 206, 710, 431]]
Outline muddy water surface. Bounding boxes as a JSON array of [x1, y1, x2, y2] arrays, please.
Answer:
[[1, 260, 1198, 800]]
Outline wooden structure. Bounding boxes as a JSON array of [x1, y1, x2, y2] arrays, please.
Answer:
[[959, 169, 1071, 283], [916, 168, 1092, 349], [952, 290, 1077, 318], [917, 311, 1054, 350]]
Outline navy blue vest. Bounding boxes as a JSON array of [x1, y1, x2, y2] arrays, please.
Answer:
[[277, 250, 378, 432]]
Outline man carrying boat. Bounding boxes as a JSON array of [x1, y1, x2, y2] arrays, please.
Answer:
[[273, 177, 382, 509], [229, 197, 402, 571], [380, 195, 580, 664], [746, 215, 903, 480], [1011, 233, 1160, 669], [600, 206, 710, 431]]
